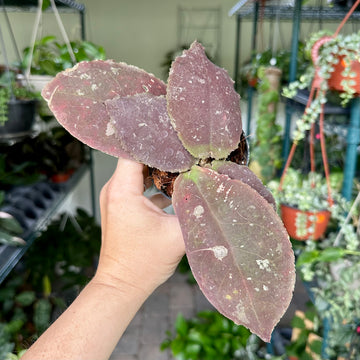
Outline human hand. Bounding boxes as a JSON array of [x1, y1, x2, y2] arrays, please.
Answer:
[[95, 158, 185, 295]]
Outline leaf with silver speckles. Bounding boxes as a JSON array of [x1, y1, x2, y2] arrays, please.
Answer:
[[210, 160, 276, 209], [106, 93, 196, 172], [167, 41, 242, 159], [42, 60, 166, 158], [172, 166, 295, 342]]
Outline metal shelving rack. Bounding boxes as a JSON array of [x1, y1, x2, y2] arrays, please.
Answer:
[[0, 0, 97, 284], [0, 164, 91, 284], [230, 0, 360, 200]]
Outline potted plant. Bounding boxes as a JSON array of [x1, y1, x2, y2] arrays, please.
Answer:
[[296, 190, 360, 359], [161, 310, 268, 360], [40, 41, 296, 343], [19, 35, 106, 86], [16, 35, 106, 120], [0, 70, 40, 137], [269, 169, 337, 240], [30, 127, 85, 183], [283, 30, 360, 143], [286, 306, 323, 360]]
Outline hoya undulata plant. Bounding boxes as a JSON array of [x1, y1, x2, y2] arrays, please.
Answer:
[[42, 41, 295, 342]]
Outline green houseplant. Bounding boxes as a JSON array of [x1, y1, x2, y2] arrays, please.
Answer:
[[283, 30, 360, 143], [286, 306, 323, 360], [0, 208, 100, 357], [0, 70, 40, 135], [20, 35, 106, 79], [161, 310, 268, 360], [18, 35, 106, 120], [296, 190, 360, 359], [269, 169, 340, 240]]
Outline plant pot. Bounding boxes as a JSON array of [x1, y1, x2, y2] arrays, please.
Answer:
[[328, 56, 360, 95], [19, 74, 54, 92], [50, 169, 74, 183], [280, 204, 331, 241], [19, 74, 54, 120], [0, 98, 37, 137]]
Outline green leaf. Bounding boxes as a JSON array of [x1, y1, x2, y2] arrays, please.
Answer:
[[0, 214, 23, 235], [296, 250, 320, 267], [308, 339, 322, 355], [0, 287, 16, 303], [214, 338, 231, 355], [170, 338, 186, 356], [184, 343, 201, 358], [317, 247, 346, 262], [5, 319, 24, 335], [175, 313, 188, 337], [291, 315, 306, 329], [0, 231, 25, 246], [34, 298, 52, 334], [15, 291, 36, 307]]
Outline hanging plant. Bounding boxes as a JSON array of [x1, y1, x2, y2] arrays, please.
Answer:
[[251, 66, 283, 183], [296, 191, 360, 358], [41, 41, 296, 342], [270, 169, 335, 241], [283, 28, 360, 143]]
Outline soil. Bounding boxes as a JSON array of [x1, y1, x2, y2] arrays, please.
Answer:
[[149, 131, 249, 198]]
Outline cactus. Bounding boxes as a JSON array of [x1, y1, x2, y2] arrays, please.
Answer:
[[41, 41, 295, 343]]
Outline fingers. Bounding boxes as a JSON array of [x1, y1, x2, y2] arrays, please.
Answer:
[[100, 158, 144, 224], [109, 158, 145, 195]]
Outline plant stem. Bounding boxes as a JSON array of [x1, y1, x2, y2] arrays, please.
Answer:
[[344, 249, 360, 256], [333, 190, 360, 246]]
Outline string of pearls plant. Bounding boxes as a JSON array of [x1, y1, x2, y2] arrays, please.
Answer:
[[283, 30, 360, 143]]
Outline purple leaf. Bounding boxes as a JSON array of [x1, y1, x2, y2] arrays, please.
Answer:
[[105, 93, 196, 172], [42, 60, 166, 158], [172, 166, 295, 342], [167, 41, 242, 159], [210, 160, 276, 209]]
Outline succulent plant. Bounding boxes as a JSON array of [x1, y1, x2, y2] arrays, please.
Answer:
[[41, 41, 295, 342]]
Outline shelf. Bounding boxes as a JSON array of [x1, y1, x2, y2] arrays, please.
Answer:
[[1, 0, 85, 12], [0, 163, 90, 284], [286, 89, 350, 115], [230, 3, 360, 21]]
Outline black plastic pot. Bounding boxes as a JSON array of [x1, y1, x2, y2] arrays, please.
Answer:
[[0, 98, 37, 137]]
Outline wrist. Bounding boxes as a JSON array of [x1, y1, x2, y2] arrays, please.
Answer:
[[93, 256, 158, 298]]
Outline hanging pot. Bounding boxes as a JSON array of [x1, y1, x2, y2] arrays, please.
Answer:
[[18, 75, 54, 120], [280, 204, 331, 241], [327, 56, 360, 94], [312, 36, 360, 95], [0, 98, 37, 137]]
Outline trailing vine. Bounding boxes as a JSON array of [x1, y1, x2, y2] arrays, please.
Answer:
[[252, 66, 283, 182], [0, 88, 9, 126]]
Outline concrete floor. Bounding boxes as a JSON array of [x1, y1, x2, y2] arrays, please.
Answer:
[[109, 269, 309, 360]]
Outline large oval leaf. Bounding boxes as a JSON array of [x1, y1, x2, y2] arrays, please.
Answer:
[[172, 166, 295, 342], [42, 60, 166, 158], [167, 41, 242, 159], [210, 160, 276, 209], [105, 93, 196, 172]]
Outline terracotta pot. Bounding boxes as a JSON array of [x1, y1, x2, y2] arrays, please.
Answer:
[[311, 36, 360, 95], [247, 76, 258, 87], [328, 56, 360, 95], [280, 204, 331, 241], [51, 169, 74, 183]]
